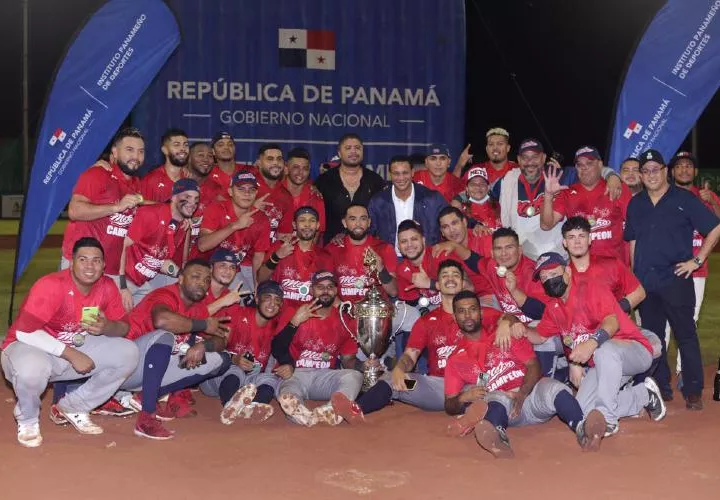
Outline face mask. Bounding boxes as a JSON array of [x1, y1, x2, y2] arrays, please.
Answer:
[[543, 275, 568, 298], [469, 194, 489, 204]]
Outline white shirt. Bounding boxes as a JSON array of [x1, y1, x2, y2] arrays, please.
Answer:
[[392, 184, 415, 255]]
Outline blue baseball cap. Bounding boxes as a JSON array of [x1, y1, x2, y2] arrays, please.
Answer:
[[256, 280, 284, 298], [532, 252, 567, 281], [426, 144, 450, 157], [211, 131, 233, 147], [209, 248, 240, 265], [172, 178, 200, 195], [232, 171, 259, 187]]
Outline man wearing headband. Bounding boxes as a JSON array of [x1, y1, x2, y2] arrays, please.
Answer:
[[258, 206, 332, 307], [118, 178, 200, 309], [272, 270, 364, 427]]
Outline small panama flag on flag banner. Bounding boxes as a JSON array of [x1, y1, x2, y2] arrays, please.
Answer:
[[278, 28, 336, 70], [49, 128, 67, 146], [623, 120, 643, 139]]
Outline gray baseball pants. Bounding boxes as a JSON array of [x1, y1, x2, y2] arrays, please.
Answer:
[[485, 377, 571, 427], [1, 336, 139, 425], [277, 367, 363, 404]]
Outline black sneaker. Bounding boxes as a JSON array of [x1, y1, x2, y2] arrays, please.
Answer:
[[643, 377, 667, 421]]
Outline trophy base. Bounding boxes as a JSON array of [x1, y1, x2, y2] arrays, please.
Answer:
[[362, 366, 384, 392]]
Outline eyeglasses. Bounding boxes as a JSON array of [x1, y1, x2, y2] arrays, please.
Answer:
[[641, 166, 666, 175]]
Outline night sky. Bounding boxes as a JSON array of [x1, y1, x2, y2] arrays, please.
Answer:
[[0, 0, 718, 166]]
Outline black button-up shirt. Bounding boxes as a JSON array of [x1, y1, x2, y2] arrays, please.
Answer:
[[624, 185, 719, 291], [315, 166, 387, 244]]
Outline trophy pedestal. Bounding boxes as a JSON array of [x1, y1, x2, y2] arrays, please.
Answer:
[[362, 364, 384, 391]]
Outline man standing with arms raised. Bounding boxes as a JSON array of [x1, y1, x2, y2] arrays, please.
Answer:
[[315, 133, 386, 245], [625, 150, 720, 408]]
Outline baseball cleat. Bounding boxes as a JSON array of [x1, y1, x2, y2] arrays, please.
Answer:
[[58, 409, 104, 435], [446, 400, 488, 437], [17, 422, 43, 448], [166, 392, 198, 419], [220, 384, 257, 425], [330, 392, 365, 425], [279, 393, 317, 427], [91, 398, 136, 417], [313, 403, 343, 426], [49, 404, 69, 425], [643, 377, 667, 421], [576, 409, 605, 452], [134, 411, 175, 440], [604, 422, 619, 438], [238, 402, 274, 422], [474, 421, 514, 459]]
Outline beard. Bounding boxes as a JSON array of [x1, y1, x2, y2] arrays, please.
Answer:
[[168, 152, 188, 167], [317, 294, 335, 307], [297, 229, 317, 242], [117, 159, 139, 177], [402, 248, 424, 262], [347, 228, 368, 241], [261, 166, 283, 181], [675, 179, 693, 187], [459, 319, 481, 334]]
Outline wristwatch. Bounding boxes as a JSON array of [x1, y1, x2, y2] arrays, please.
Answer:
[[693, 256, 703, 267]]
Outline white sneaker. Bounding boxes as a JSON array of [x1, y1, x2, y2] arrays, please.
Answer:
[[17, 422, 43, 448], [59, 409, 104, 435], [220, 384, 257, 425]]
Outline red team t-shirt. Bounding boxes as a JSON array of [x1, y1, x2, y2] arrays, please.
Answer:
[[139, 166, 187, 202], [186, 178, 226, 260], [413, 170, 465, 203], [569, 254, 640, 301], [283, 179, 327, 233], [125, 284, 210, 347], [125, 204, 188, 286], [444, 334, 535, 395], [222, 305, 279, 370], [3, 270, 126, 348], [405, 308, 463, 377], [270, 244, 333, 306], [455, 196, 502, 230], [471, 160, 519, 186], [427, 235, 494, 297], [395, 251, 442, 307], [326, 235, 398, 302], [199, 199, 272, 265], [237, 166, 294, 242], [689, 185, 720, 278], [478, 255, 546, 323], [553, 179, 632, 263], [288, 308, 357, 369], [535, 278, 652, 363], [62, 163, 141, 275]]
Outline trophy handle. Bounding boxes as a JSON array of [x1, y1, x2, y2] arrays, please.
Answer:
[[389, 301, 408, 341], [338, 301, 357, 340]]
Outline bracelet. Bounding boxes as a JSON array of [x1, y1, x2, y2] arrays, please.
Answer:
[[430, 279, 437, 291], [118, 275, 127, 290], [590, 328, 611, 347], [379, 268, 393, 284], [265, 259, 278, 270], [190, 319, 208, 332], [202, 339, 215, 352], [271, 252, 281, 263], [618, 297, 631, 313]]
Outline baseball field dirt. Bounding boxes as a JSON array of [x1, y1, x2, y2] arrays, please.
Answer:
[[1, 367, 719, 499]]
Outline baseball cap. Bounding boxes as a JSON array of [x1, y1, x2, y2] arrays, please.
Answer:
[[294, 205, 319, 220], [574, 146, 602, 162], [232, 171, 259, 187], [518, 138, 544, 155], [209, 248, 240, 265], [465, 166, 489, 184], [397, 219, 424, 236], [426, 144, 450, 157], [486, 127, 510, 139], [532, 252, 567, 281], [311, 270, 337, 286], [172, 178, 200, 195], [669, 151, 697, 169], [256, 280, 284, 298], [211, 131, 233, 147], [638, 149, 665, 167]]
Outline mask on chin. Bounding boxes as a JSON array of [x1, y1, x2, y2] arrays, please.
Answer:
[[469, 194, 490, 204], [542, 275, 568, 298]]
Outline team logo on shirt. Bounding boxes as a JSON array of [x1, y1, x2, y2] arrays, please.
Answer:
[[107, 212, 135, 237], [281, 279, 312, 302]]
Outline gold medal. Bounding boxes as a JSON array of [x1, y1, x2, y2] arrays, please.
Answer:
[[72, 333, 85, 347], [525, 206, 536, 217]]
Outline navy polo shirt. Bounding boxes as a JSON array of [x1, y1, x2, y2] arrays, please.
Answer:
[[624, 185, 720, 291]]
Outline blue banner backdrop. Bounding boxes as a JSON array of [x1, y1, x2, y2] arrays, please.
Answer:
[[16, 0, 180, 279], [608, 0, 720, 169], [132, 0, 466, 180]]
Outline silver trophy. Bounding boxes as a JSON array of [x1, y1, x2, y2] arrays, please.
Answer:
[[339, 248, 406, 390]]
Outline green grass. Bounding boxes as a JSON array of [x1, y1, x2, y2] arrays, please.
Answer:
[[0, 219, 68, 236], [0, 250, 718, 365]]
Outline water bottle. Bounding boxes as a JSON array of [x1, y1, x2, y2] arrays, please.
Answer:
[[713, 358, 720, 402]]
